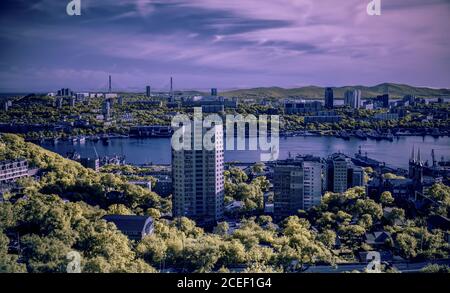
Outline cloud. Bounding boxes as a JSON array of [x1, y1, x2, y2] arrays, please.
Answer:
[[0, 0, 449, 91]]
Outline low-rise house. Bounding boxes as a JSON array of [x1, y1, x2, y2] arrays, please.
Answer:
[[364, 231, 392, 247], [102, 215, 154, 241]]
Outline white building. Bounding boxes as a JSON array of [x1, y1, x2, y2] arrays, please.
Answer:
[[344, 89, 362, 109]]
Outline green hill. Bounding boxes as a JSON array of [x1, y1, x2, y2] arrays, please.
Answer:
[[221, 83, 450, 99]]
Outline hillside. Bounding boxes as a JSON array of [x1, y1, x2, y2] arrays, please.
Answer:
[[221, 83, 450, 99]]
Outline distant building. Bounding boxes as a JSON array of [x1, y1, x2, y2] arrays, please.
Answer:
[[1, 100, 10, 111], [304, 115, 342, 123], [57, 88, 74, 97], [55, 97, 63, 109], [102, 215, 154, 241], [344, 89, 362, 109], [129, 125, 172, 137], [128, 180, 152, 191], [284, 100, 322, 114], [273, 156, 325, 220], [104, 93, 117, 99], [146, 86, 151, 98], [0, 159, 29, 183], [324, 87, 334, 109], [69, 97, 76, 107], [172, 122, 224, 226], [202, 104, 224, 113], [79, 157, 100, 172], [211, 88, 218, 96], [374, 113, 399, 121], [102, 99, 112, 120], [375, 94, 389, 108]]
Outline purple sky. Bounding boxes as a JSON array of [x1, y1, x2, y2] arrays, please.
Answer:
[[0, 0, 449, 92]]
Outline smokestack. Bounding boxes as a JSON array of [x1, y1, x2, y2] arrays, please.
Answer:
[[109, 75, 112, 93]]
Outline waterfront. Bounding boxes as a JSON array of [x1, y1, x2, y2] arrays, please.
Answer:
[[39, 135, 450, 169]]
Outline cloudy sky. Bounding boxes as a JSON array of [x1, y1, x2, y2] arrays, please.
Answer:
[[0, 0, 449, 92]]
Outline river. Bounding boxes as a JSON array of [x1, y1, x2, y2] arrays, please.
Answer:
[[39, 135, 450, 169]]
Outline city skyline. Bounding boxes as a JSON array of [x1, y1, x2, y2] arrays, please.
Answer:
[[1, 0, 450, 92]]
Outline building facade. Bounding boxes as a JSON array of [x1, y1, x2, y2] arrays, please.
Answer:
[[326, 153, 365, 193], [273, 156, 325, 220], [344, 89, 362, 109], [324, 87, 334, 109], [0, 159, 29, 183], [172, 123, 224, 226]]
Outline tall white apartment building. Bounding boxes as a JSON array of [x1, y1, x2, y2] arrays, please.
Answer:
[[344, 89, 362, 109], [172, 122, 224, 226]]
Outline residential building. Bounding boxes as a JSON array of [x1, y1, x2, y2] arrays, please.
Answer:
[[324, 87, 334, 109], [128, 180, 152, 191], [172, 122, 224, 226], [284, 100, 323, 114], [344, 89, 362, 109], [273, 156, 325, 220], [325, 153, 365, 193], [0, 159, 28, 183]]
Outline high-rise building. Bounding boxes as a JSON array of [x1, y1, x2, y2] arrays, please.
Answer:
[[57, 88, 74, 97], [146, 86, 151, 98], [56, 97, 63, 109], [211, 88, 218, 96], [324, 87, 334, 109], [2, 100, 10, 111], [172, 122, 224, 226], [325, 153, 365, 193], [69, 96, 76, 107], [344, 89, 362, 109], [102, 99, 111, 120], [273, 156, 325, 220]]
